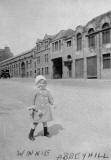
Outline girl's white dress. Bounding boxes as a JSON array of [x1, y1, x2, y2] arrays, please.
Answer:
[[33, 87, 54, 123]]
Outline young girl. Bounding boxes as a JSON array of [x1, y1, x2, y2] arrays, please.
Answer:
[[28, 75, 55, 140]]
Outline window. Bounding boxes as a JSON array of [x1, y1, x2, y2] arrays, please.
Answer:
[[77, 33, 82, 50], [45, 54, 48, 63], [30, 71, 32, 76], [88, 28, 95, 48], [36, 44, 40, 51], [45, 67, 49, 74], [55, 41, 58, 51], [52, 43, 54, 52], [59, 40, 61, 50], [67, 40, 72, 47], [42, 68, 44, 75], [45, 41, 49, 49], [27, 72, 29, 77], [102, 23, 110, 44], [37, 56, 40, 64], [26, 61, 28, 69], [30, 60, 32, 68], [103, 53, 110, 69], [34, 61, 36, 68], [37, 68, 40, 75]]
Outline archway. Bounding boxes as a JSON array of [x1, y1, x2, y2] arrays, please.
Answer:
[[52, 57, 63, 79]]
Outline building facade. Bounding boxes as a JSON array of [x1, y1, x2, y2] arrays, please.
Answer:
[[0, 11, 111, 79]]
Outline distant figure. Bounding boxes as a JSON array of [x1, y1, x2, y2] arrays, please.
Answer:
[[28, 75, 56, 140]]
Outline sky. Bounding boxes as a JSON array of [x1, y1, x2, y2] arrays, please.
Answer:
[[0, 0, 111, 55]]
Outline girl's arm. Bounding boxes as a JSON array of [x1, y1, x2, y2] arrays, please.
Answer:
[[32, 89, 39, 111], [48, 90, 54, 105], [33, 93, 37, 105], [48, 90, 56, 109]]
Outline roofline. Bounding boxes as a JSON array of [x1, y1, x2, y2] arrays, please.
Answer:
[[86, 10, 111, 27]]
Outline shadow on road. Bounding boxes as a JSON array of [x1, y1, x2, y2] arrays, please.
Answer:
[[35, 123, 64, 138]]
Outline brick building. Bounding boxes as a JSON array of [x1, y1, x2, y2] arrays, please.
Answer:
[[0, 11, 111, 79]]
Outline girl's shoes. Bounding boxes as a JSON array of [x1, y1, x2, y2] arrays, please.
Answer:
[[28, 127, 50, 140], [28, 128, 35, 141], [44, 127, 50, 137]]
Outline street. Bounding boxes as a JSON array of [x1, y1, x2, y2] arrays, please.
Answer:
[[0, 78, 111, 160]]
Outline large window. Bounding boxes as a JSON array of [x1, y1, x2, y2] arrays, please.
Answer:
[[102, 23, 110, 44], [42, 68, 44, 75], [77, 33, 82, 50], [88, 28, 95, 48], [30, 71, 32, 76], [45, 67, 49, 74], [55, 41, 58, 51], [26, 61, 28, 69], [45, 54, 48, 63], [67, 40, 72, 47], [59, 40, 61, 50], [52, 43, 54, 52], [36, 44, 40, 51], [52, 40, 61, 52], [30, 60, 32, 68], [103, 53, 110, 69], [34, 61, 36, 68], [45, 41, 49, 49], [37, 68, 40, 75]]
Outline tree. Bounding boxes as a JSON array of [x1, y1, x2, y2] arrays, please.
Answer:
[[0, 47, 13, 62]]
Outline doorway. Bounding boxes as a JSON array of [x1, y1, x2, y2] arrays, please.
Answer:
[[75, 58, 84, 78], [52, 57, 63, 79], [87, 56, 97, 79]]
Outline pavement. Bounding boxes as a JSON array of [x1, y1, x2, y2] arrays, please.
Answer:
[[0, 78, 111, 160]]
